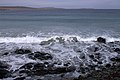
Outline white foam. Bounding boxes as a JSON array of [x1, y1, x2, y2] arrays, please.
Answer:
[[0, 36, 47, 43], [0, 35, 119, 77], [0, 55, 36, 71], [0, 35, 119, 43]]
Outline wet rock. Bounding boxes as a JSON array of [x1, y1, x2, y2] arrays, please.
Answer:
[[114, 48, 120, 54], [20, 63, 33, 69], [49, 66, 76, 74], [35, 66, 76, 75], [93, 59, 98, 62], [28, 51, 53, 60], [94, 53, 101, 59], [110, 57, 120, 62], [40, 39, 55, 45], [95, 53, 100, 55], [44, 62, 49, 65], [19, 63, 45, 75], [18, 62, 75, 76], [0, 61, 10, 69], [64, 62, 71, 66], [3, 52, 9, 55], [33, 63, 45, 70], [98, 61, 103, 64], [19, 70, 30, 74], [54, 61, 62, 65], [14, 76, 25, 80], [94, 47, 99, 52], [88, 65, 97, 70], [56, 37, 65, 44], [72, 37, 78, 42], [77, 65, 120, 80], [105, 64, 111, 68], [15, 49, 31, 54], [95, 55, 101, 59], [87, 46, 99, 52], [79, 53, 85, 59], [80, 67, 86, 74], [89, 55, 94, 59], [74, 47, 82, 53], [0, 68, 10, 79], [97, 37, 106, 43], [0, 61, 11, 79]]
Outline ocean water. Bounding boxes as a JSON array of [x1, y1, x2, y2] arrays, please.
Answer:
[[0, 9, 120, 38], [0, 9, 120, 79]]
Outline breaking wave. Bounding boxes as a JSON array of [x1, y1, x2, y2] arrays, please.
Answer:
[[0, 35, 120, 43], [0, 35, 120, 80]]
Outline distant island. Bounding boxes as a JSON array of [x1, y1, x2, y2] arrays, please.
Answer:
[[0, 6, 119, 11], [0, 6, 65, 10]]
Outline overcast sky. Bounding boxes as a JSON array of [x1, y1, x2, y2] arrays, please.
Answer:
[[0, 0, 120, 9]]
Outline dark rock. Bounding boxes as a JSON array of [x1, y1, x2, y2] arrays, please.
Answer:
[[79, 53, 85, 59], [89, 55, 94, 59], [3, 52, 9, 55], [110, 58, 116, 61], [24, 49, 31, 53], [77, 65, 120, 80], [44, 62, 49, 65], [64, 62, 71, 66], [0, 61, 11, 79], [88, 65, 96, 70], [60, 73, 65, 77], [105, 64, 111, 68], [110, 57, 120, 62], [114, 48, 120, 53], [94, 47, 99, 52], [80, 67, 86, 74], [19, 63, 46, 75], [15, 49, 31, 54], [14, 76, 25, 80], [95, 55, 101, 59], [95, 53, 100, 55], [50, 66, 76, 74], [0, 61, 9, 69], [33, 63, 45, 70], [19, 70, 30, 74], [81, 56, 85, 59], [18, 62, 75, 76], [84, 67, 90, 72], [28, 52, 53, 60], [72, 37, 78, 42], [15, 49, 24, 54], [98, 61, 103, 64], [47, 63, 54, 67], [56, 37, 65, 43], [40, 39, 55, 45], [93, 59, 98, 62], [97, 37, 106, 43], [0, 68, 10, 79], [20, 63, 33, 69], [73, 78, 79, 80]]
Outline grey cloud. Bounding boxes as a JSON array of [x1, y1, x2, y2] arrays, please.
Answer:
[[0, 0, 120, 9]]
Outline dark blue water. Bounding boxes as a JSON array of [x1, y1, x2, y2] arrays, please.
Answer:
[[0, 9, 120, 38]]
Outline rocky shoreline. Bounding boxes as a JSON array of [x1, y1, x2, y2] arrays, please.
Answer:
[[0, 37, 120, 80]]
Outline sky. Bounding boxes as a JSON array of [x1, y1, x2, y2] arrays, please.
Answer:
[[0, 0, 120, 9]]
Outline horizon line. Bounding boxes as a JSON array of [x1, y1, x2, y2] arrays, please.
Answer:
[[0, 6, 120, 10]]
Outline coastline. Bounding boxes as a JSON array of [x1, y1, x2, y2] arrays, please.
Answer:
[[0, 6, 65, 10]]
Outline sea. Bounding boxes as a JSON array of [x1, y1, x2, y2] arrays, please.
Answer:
[[0, 9, 120, 79], [0, 9, 120, 38]]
